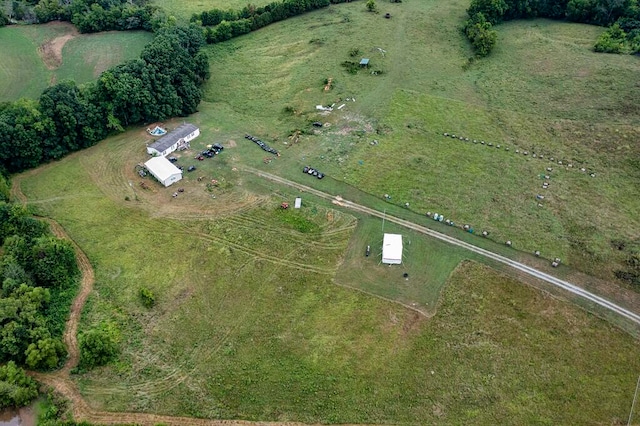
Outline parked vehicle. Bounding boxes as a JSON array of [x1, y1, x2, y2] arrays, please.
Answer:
[[302, 166, 325, 179]]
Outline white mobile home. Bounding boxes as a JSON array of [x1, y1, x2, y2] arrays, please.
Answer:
[[144, 156, 183, 187], [146, 123, 200, 156]]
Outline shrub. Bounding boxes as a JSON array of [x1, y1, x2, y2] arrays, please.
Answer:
[[594, 23, 627, 53], [79, 326, 119, 369], [0, 361, 39, 409], [139, 287, 156, 308]]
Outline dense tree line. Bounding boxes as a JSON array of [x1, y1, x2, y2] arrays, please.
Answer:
[[0, 202, 77, 370], [2, 0, 159, 33], [191, 0, 358, 44], [464, 0, 640, 55], [0, 25, 209, 174], [0, 199, 79, 408]]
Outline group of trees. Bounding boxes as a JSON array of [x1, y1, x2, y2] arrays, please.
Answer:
[[0, 202, 77, 370], [191, 0, 358, 44], [0, 200, 79, 408], [0, 25, 209, 174], [464, 0, 640, 56], [2, 0, 159, 33]]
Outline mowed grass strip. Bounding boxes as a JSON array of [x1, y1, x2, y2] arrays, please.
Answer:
[[17, 129, 640, 424], [153, 0, 276, 21], [0, 25, 52, 100], [335, 217, 470, 316]]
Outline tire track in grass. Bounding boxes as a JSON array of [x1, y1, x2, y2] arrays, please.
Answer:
[[243, 167, 640, 329], [12, 175, 381, 426]]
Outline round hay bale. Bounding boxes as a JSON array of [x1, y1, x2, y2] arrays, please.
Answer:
[[496, 145, 501, 149], [506, 240, 512, 246], [426, 211, 432, 217], [482, 230, 488, 237], [551, 261, 559, 267], [534, 250, 540, 257], [443, 132, 449, 137]]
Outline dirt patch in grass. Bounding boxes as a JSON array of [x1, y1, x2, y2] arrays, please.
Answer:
[[38, 24, 79, 70]]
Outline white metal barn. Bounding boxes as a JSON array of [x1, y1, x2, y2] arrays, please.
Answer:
[[382, 233, 403, 264], [146, 123, 200, 156], [144, 156, 183, 187]]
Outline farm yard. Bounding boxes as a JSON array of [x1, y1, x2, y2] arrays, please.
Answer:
[[5, 0, 640, 423]]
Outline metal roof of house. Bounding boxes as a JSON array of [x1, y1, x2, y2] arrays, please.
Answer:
[[148, 123, 198, 153], [144, 156, 182, 182], [359, 58, 370, 65]]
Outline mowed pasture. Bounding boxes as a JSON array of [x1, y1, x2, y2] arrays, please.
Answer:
[[0, 22, 152, 102], [17, 132, 640, 423], [10, 0, 640, 423], [200, 0, 640, 284]]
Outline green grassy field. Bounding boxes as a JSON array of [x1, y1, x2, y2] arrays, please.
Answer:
[[18, 137, 640, 422], [0, 23, 152, 102], [198, 1, 640, 284], [9, 0, 640, 422]]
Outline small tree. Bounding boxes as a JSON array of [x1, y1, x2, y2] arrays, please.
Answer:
[[25, 337, 67, 370], [366, 0, 377, 12], [79, 327, 119, 369]]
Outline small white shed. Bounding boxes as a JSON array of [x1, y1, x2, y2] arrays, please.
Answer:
[[144, 156, 182, 187], [382, 233, 403, 265], [294, 197, 302, 209]]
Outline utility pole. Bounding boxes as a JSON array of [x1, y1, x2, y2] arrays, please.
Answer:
[[629, 374, 640, 426]]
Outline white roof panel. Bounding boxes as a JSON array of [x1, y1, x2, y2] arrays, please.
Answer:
[[144, 156, 182, 182], [382, 233, 403, 264]]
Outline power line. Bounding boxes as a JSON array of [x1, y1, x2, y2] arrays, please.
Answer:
[[628, 375, 640, 426]]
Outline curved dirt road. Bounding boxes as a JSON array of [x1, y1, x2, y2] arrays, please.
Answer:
[[243, 168, 640, 328]]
